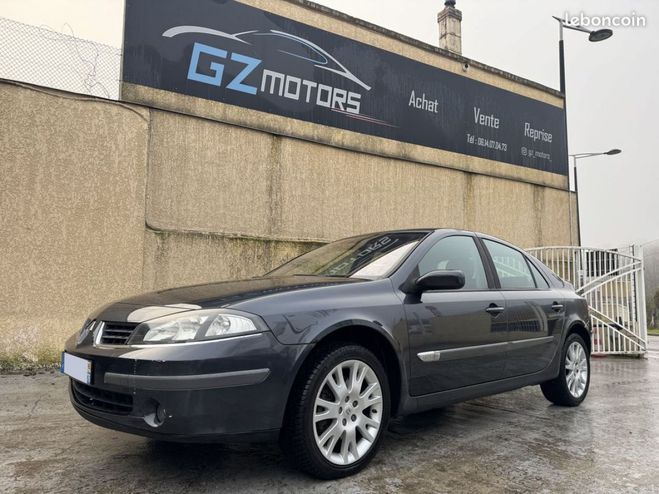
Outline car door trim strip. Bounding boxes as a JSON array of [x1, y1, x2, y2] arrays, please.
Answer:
[[417, 336, 556, 362]]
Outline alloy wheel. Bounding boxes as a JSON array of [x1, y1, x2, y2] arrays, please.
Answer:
[[565, 341, 588, 398], [312, 359, 383, 465]]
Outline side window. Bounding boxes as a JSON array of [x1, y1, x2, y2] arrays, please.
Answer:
[[482, 239, 535, 290], [417, 236, 488, 290], [528, 261, 550, 289]]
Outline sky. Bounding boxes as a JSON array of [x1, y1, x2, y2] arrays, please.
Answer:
[[1, 0, 657, 249]]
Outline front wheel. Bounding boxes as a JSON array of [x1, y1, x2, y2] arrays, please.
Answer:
[[541, 333, 590, 406], [281, 344, 390, 479]]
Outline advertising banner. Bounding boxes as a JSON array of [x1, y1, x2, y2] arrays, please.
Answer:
[[123, 0, 568, 175]]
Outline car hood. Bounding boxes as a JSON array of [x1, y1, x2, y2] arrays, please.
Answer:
[[91, 276, 366, 323]]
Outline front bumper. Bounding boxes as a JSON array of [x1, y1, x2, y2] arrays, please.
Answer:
[[64, 331, 308, 442]]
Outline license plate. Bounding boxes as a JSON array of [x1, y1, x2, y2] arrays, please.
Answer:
[[61, 352, 92, 384]]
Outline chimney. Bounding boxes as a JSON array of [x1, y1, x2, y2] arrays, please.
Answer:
[[438, 0, 462, 54]]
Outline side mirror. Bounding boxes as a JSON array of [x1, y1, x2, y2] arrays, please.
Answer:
[[415, 270, 465, 291]]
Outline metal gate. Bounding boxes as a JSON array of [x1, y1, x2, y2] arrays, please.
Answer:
[[526, 246, 647, 356]]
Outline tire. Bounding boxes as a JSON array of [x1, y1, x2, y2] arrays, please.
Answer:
[[541, 333, 590, 406], [280, 343, 390, 479]]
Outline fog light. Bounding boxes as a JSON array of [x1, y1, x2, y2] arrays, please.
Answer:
[[143, 399, 166, 428]]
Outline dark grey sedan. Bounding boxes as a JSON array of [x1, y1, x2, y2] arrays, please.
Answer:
[[62, 229, 591, 478]]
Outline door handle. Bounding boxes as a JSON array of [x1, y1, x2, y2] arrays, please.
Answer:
[[485, 304, 504, 316], [551, 302, 564, 312]]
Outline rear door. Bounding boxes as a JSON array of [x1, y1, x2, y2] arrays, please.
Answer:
[[480, 238, 564, 377], [404, 235, 508, 396]]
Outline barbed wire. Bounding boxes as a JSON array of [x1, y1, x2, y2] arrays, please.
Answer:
[[0, 17, 121, 99]]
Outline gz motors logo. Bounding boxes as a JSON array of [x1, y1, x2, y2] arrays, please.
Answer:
[[162, 26, 371, 115]]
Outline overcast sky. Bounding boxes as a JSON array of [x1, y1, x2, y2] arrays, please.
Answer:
[[1, 0, 657, 249]]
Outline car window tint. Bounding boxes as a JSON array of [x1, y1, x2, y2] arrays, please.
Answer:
[[482, 239, 535, 290], [528, 260, 550, 289], [418, 236, 488, 290]]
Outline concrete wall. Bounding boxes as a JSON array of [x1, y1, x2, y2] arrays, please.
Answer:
[[0, 79, 575, 366], [0, 83, 149, 364]]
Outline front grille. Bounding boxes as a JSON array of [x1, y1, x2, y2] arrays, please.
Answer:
[[100, 321, 138, 345], [71, 380, 133, 415]]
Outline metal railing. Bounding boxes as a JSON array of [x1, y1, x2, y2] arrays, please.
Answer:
[[527, 246, 647, 356]]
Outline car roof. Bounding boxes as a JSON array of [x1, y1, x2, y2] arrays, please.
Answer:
[[362, 228, 493, 238], [360, 228, 523, 249]]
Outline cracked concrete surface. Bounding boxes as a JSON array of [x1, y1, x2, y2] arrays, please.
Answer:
[[2, 341, 659, 493]]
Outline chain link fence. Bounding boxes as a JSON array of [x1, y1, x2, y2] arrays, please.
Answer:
[[0, 17, 121, 99]]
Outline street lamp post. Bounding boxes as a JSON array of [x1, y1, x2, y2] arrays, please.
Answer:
[[554, 17, 613, 93], [553, 16, 613, 245], [570, 149, 622, 246]]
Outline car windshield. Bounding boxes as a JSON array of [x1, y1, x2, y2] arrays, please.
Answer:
[[266, 232, 428, 280]]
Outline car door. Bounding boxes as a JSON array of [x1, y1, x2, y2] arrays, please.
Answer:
[[480, 238, 564, 377], [404, 235, 508, 396]]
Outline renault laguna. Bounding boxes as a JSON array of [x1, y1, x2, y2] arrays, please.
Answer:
[[62, 229, 591, 479]]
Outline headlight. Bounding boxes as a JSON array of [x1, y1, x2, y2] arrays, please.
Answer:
[[77, 319, 96, 344], [132, 310, 265, 345]]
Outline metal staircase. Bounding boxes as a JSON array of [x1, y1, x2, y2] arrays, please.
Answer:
[[526, 246, 647, 356]]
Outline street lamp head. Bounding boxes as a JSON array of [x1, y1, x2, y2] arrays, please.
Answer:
[[570, 149, 623, 159], [554, 16, 615, 42], [589, 28, 613, 42]]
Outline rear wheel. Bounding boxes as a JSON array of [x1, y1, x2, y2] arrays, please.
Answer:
[[541, 333, 590, 406], [281, 344, 390, 479]]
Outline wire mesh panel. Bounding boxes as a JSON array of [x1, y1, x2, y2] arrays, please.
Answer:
[[527, 246, 647, 356], [0, 17, 121, 99]]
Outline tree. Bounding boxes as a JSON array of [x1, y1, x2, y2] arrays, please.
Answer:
[[651, 289, 659, 329]]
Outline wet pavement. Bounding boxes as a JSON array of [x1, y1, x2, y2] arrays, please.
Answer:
[[2, 342, 658, 493]]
